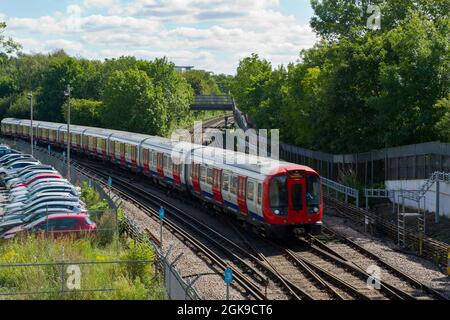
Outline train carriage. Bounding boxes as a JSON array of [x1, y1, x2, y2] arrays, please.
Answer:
[[1, 117, 323, 237]]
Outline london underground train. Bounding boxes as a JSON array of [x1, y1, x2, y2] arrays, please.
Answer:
[[1, 118, 323, 237]]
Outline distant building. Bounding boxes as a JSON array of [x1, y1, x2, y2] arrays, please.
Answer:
[[175, 66, 195, 72]]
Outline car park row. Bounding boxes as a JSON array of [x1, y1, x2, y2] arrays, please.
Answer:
[[0, 145, 96, 239]]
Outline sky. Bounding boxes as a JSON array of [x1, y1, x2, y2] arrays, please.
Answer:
[[0, 0, 318, 74]]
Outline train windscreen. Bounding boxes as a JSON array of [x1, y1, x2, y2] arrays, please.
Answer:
[[269, 176, 288, 215], [306, 174, 321, 214]]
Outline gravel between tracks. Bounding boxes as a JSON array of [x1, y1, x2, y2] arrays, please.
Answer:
[[324, 213, 450, 299], [104, 183, 247, 300]]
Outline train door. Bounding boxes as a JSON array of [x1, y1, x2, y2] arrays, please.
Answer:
[[142, 149, 150, 173], [109, 140, 115, 159], [120, 143, 126, 166], [191, 162, 201, 193], [237, 176, 248, 215], [92, 137, 98, 154], [287, 173, 306, 224], [212, 168, 223, 204], [156, 153, 164, 178], [246, 179, 257, 217], [150, 150, 157, 175], [221, 171, 236, 211], [131, 145, 137, 168], [256, 182, 263, 217], [172, 161, 181, 186]]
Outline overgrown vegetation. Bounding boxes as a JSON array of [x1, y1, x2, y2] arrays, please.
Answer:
[[230, 1, 449, 153], [0, 184, 167, 300], [0, 237, 166, 300], [0, 23, 229, 137]]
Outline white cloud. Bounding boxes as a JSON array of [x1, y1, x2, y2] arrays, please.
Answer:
[[4, 0, 318, 74]]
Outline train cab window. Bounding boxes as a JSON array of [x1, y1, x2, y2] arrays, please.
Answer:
[[200, 166, 206, 183], [247, 181, 255, 201], [223, 174, 230, 192], [257, 183, 262, 205], [306, 174, 321, 214], [269, 176, 288, 215], [207, 168, 213, 185]]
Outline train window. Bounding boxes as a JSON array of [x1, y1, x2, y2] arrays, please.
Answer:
[[223, 174, 230, 191], [292, 184, 303, 211], [306, 174, 321, 213], [153, 152, 158, 166], [168, 157, 172, 170], [207, 168, 213, 185], [230, 176, 238, 194], [247, 181, 255, 201], [257, 183, 262, 205], [163, 155, 168, 170], [269, 176, 288, 215], [200, 166, 206, 183], [148, 150, 153, 165]]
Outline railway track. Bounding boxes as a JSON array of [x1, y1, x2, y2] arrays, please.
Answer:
[[7, 138, 446, 301], [74, 157, 447, 301], [311, 226, 448, 300], [73, 158, 317, 300]]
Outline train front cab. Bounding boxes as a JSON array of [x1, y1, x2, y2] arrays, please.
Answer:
[[263, 167, 323, 237]]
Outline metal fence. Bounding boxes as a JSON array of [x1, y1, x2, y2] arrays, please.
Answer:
[[0, 258, 161, 299], [281, 141, 450, 184], [0, 137, 201, 300]]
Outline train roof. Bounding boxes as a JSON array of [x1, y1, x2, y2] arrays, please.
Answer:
[[2, 118, 319, 178]]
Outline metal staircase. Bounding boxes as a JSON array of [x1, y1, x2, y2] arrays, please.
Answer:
[[397, 171, 449, 250]]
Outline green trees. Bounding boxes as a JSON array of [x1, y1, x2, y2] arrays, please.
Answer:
[[0, 22, 20, 59], [102, 69, 167, 135], [63, 99, 103, 127], [182, 70, 221, 95], [230, 1, 449, 153], [38, 56, 83, 122]]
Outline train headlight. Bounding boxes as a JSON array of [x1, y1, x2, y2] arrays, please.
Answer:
[[313, 207, 319, 214], [274, 210, 280, 215]]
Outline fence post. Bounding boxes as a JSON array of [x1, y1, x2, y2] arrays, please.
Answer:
[[435, 180, 440, 224], [60, 246, 65, 295]]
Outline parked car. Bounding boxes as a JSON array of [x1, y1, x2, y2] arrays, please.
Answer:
[[0, 161, 41, 176], [0, 146, 12, 157], [2, 198, 85, 217], [9, 185, 81, 202], [5, 169, 59, 188], [0, 153, 25, 165], [9, 178, 70, 195], [0, 156, 37, 168], [3, 193, 81, 213], [11, 173, 62, 188], [0, 207, 87, 234], [0, 213, 96, 240]]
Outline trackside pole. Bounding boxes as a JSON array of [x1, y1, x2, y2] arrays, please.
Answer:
[[159, 207, 165, 249], [224, 267, 233, 300]]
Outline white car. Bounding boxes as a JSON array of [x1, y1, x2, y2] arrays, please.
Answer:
[[10, 185, 81, 203], [9, 178, 70, 195], [1, 200, 86, 217], [0, 161, 41, 175]]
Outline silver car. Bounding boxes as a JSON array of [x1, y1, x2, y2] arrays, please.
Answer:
[[10, 185, 81, 203], [4, 192, 81, 212], [2, 200, 86, 217]]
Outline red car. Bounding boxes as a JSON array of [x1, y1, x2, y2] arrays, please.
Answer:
[[14, 173, 62, 188], [1, 213, 96, 239]]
